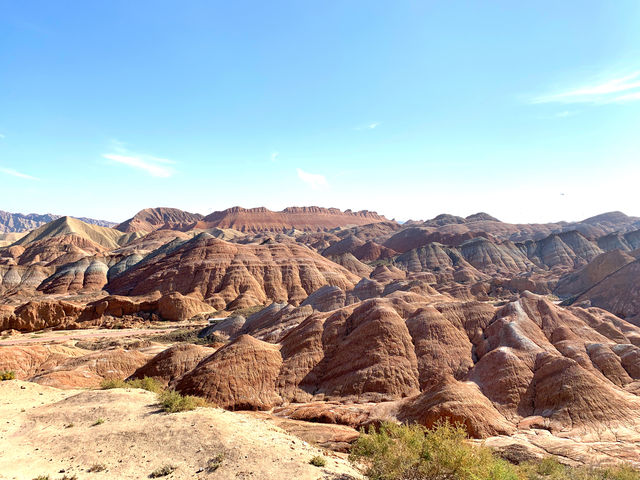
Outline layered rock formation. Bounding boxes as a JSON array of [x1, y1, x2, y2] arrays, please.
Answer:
[[165, 292, 640, 441], [193, 206, 388, 233], [107, 234, 359, 310]]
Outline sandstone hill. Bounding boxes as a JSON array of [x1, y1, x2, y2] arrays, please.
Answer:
[[14, 216, 138, 250], [555, 249, 637, 298], [115, 207, 204, 233], [574, 258, 640, 323], [107, 234, 359, 310]]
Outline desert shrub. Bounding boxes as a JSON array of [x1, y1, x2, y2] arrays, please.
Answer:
[[0, 370, 16, 380], [351, 422, 640, 480], [350, 421, 519, 480], [101, 376, 164, 393], [206, 453, 225, 472], [518, 458, 640, 480], [100, 378, 128, 389], [92, 418, 105, 426], [158, 390, 207, 413], [149, 465, 176, 478], [151, 328, 208, 344], [310, 455, 327, 467], [32, 476, 77, 480], [230, 305, 265, 317], [128, 376, 164, 393], [87, 463, 106, 472]]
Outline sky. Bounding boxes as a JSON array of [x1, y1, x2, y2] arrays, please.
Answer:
[[1, 1, 639, 224]]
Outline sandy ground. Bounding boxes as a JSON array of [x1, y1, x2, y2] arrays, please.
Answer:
[[0, 380, 362, 480]]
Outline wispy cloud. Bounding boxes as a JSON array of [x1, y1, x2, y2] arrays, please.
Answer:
[[533, 71, 640, 105], [103, 141, 176, 177], [271, 152, 279, 162], [0, 167, 38, 180], [356, 121, 381, 130], [296, 168, 328, 190]]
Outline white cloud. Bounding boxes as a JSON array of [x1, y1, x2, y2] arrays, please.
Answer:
[[0, 167, 38, 180], [533, 71, 640, 105], [103, 154, 175, 177], [102, 141, 176, 177], [296, 168, 328, 190], [356, 121, 381, 130], [271, 152, 279, 162]]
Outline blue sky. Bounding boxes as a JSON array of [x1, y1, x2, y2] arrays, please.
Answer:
[[1, 1, 639, 223]]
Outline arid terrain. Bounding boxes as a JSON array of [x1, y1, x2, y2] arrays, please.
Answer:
[[2, 206, 640, 478]]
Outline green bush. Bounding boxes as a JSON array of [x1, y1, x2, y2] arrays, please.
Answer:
[[350, 421, 518, 480], [0, 370, 16, 381], [101, 376, 164, 393], [158, 390, 207, 413], [309, 455, 327, 467], [350, 421, 640, 480]]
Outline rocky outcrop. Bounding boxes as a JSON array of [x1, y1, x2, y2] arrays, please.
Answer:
[[0, 292, 215, 333], [1, 300, 84, 332]]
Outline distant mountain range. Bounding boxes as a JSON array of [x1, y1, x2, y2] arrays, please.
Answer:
[[0, 210, 116, 233]]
